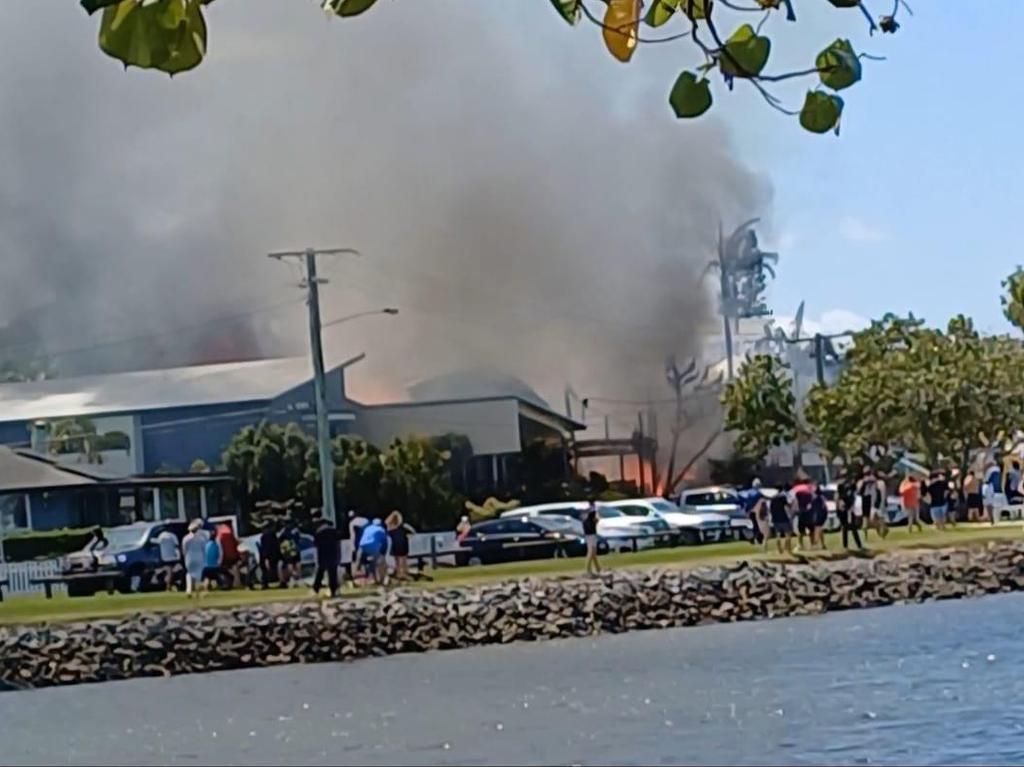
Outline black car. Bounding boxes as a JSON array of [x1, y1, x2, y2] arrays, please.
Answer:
[[456, 517, 598, 567]]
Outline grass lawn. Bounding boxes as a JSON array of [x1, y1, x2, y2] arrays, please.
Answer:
[[1, 523, 1020, 627]]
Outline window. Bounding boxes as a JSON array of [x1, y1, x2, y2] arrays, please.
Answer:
[[159, 487, 180, 521], [182, 487, 202, 521], [684, 491, 739, 506], [0, 495, 29, 530], [616, 505, 654, 517]]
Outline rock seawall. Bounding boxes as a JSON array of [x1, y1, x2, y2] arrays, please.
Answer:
[[4, 542, 1024, 690]]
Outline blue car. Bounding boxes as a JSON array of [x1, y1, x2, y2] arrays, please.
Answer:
[[63, 521, 191, 597]]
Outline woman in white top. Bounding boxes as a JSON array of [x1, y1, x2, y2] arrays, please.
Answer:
[[181, 519, 208, 597]]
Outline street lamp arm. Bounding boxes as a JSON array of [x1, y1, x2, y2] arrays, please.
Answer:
[[322, 308, 399, 329]]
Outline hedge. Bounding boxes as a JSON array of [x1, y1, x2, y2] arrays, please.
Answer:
[[0, 528, 94, 562]]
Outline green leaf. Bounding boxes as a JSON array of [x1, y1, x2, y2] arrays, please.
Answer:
[[669, 71, 712, 118], [644, 0, 678, 28], [99, 0, 207, 75], [816, 38, 861, 91], [679, 0, 709, 20], [799, 91, 843, 134], [324, 0, 380, 17], [547, 0, 581, 25], [718, 24, 771, 78], [80, 0, 122, 14]]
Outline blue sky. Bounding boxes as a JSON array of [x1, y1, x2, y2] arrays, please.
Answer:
[[720, 2, 1024, 335]]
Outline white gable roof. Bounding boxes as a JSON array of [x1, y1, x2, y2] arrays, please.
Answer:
[[0, 358, 314, 423]]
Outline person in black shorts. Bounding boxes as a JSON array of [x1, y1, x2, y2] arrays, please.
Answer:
[[811, 485, 829, 550], [583, 501, 601, 576], [385, 510, 412, 582], [769, 484, 794, 555], [794, 482, 814, 550], [835, 471, 863, 550]]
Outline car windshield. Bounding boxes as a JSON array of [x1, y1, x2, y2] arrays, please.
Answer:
[[597, 507, 624, 519], [531, 517, 581, 534], [823, 488, 836, 501], [541, 508, 583, 521], [649, 500, 680, 514], [94, 527, 148, 549], [685, 491, 738, 506], [617, 506, 654, 517]]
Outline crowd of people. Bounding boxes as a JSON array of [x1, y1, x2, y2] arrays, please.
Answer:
[[740, 460, 1023, 556]]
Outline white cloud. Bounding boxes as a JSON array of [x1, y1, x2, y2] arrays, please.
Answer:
[[838, 215, 887, 243]]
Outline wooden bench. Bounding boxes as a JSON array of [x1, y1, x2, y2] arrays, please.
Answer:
[[30, 572, 119, 600], [0, 579, 8, 603]]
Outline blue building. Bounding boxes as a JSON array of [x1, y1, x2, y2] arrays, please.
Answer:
[[0, 358, 583, 531]]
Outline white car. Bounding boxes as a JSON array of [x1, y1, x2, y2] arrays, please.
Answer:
[[677, 486, 752, 539], [501, 502, 665, 551], [605, 498, 731, 544]]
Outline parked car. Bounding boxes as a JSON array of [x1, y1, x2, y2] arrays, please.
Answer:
[[605, 498, 731, 545], [456, 516, 607, 567], [676, 487, 752, 540], [502, 502, 663, 551], [63, 521, 190, 597]]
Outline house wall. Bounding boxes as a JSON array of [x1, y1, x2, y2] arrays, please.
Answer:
[[140, 401, 271, 473]]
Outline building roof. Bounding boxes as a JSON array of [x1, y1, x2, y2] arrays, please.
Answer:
[[358, 395, 586, 432], [0, 358, 316, 423], [0, 447, 99, 494]]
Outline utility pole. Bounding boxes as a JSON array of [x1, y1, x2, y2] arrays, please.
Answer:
[[269, 247, 359, 525], [637, 411, 647, 495]]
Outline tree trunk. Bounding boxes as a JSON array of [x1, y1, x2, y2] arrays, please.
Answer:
[[669, 429, 723, 493]]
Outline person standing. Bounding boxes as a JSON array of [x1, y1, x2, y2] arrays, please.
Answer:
[[769, 484, 794, 555], [215, 522, 240, 589], [1006, 461, 1022, 503], [792, 479, 814, 551], [156, 526, 181, 591], [810, 485, 829, 550], [835, 472, 863, 550], [258, 521, 281, 589], [312, 513, 341, 598], [181, 519, 208, 598], [963, 470, 983, 523], [203, 533, 223, 591], [927, 470, 949, 530], [455, 515, 472, 543], [899, 475, 923, 532], [385, 511, 413, 582], [741, 479, 765, 546], [583, 500, 601, 576]]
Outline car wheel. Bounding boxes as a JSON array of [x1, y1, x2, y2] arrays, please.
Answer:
[[680, 529, 701, 546], [468, 556, 483, 567]]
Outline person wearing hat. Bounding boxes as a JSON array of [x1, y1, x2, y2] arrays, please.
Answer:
[[181, 518, 209, 598]]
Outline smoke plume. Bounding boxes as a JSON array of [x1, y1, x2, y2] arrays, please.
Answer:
[[0, 1, 770, 434]]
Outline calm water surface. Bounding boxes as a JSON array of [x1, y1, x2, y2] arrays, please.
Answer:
[[3, 593, 1024, 765]]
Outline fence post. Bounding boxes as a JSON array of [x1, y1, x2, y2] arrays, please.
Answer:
[[430, 535, 438, 570], [631, 536, 638, 553]]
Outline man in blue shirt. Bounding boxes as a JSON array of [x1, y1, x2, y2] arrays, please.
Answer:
[[739, 479, 764, 545], [357, 518, 388, 585]]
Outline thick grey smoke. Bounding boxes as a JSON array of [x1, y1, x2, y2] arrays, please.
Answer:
[[0, 1, 770, 425]]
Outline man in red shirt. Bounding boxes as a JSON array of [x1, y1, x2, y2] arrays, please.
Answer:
[[215, 522, 241, 588]]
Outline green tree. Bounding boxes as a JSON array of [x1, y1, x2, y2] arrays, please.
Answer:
[[804, 314, 1024, 475], [720, 354, 798, 463], [221, 421, 312, 511], [47, 417, 101, 462], [298, 435, 385, 517], [378, 436, 464, 531], [77, 0, 908, 134], [1002, 266, 1024, 333]]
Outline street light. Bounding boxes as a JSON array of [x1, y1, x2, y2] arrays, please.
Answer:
[[322, 307, 399, 329]]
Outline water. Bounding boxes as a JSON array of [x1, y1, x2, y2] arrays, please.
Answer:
[[3, 594, 1024, 766]]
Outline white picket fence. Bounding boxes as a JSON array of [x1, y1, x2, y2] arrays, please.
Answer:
[[0, 559, 63, 597]]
